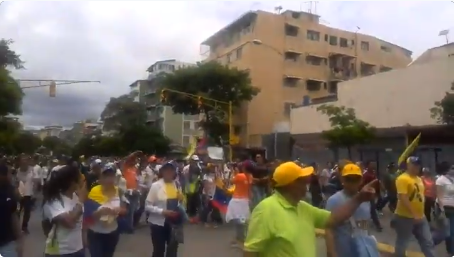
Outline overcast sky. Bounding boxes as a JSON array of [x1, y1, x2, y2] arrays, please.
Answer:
[[1, 1, 453, 128]]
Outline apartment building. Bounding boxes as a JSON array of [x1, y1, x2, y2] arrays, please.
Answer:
[[201, 9, 412, 147], [129, 80, 148, 103], [142, 59, 202, 147]]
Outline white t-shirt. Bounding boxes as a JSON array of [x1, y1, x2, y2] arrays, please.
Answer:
[[41, 167, 49, 185], [89, 196, 121, 234], [32, 165, 42, 180], [16, 167, 34, 196], [203, 174, 216, 197], [436, 175, 454, 207], [43, 193, 83, 255]]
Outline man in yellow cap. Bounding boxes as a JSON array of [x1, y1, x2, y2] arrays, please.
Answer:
[[244, 161, 377, 257], [324, 163, 371, 257]]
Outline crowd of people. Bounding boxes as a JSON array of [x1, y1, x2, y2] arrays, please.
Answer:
[[0, 151, 454, 257]]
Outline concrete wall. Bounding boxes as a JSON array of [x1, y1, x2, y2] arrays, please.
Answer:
[[290, 56, 454, 135]]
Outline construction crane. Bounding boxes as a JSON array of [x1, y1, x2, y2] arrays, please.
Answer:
[[17, 79, 101, 97]]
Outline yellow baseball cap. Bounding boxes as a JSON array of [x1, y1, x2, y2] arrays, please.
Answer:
[[273, 162, 314, 187], [341, 164, 362, 177]]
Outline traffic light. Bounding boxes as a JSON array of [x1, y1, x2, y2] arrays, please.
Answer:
[[197, 96, 202, 109], [160, 89, 166, 103], [49, 81, 56, 97]]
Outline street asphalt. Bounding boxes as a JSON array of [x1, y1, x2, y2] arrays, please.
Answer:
[[21, 205, 447, 257]]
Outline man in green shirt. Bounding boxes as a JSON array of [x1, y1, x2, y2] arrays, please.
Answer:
[[244, 162, 377, 257]]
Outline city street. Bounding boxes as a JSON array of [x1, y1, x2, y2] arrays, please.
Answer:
[[21, 207, 446, 257]]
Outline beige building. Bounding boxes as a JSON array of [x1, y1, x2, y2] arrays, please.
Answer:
[[201, 9, 412, 147], [290, 43, 454, 136]]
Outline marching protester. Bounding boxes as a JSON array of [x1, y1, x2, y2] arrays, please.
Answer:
[[244, 161, 378, 257], [377, 162, 398, 214], [362, 161, 382, 232], [183, 155, 202, 220], [393, 156, 435, 257], [84, 165, 126, 257], [85, 159, 102, 192], [200, 163, 222, 228], [145, 161, 186, 257], [16, 154, 34, 235], [435, 162, 454, 256], [42, 165, 86, 257], [121, 151, 143, 234], [325, 163, 377, 257], [250, 154, 269, 210], [421, 167, 436, 222], [0, 163, 24, 257], [225, 160, 253, 248]]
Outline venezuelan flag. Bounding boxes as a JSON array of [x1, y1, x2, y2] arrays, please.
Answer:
[[211, 177, 234, 214], [83, 185, 127, 232]]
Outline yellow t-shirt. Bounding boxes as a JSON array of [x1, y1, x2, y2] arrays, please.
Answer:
[[244, 192, 330, 257], [165, 183, 178, 199], [395, 172, 425, 218]]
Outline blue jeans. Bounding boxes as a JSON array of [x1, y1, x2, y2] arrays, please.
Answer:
[[87, 229, 119, 257], [125, 191, 140, 233], [393, 214, 435, 257], [0, 241, 17, 257], [444, 212, 454, 255]]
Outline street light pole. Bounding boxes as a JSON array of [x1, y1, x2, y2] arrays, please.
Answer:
[[161, 88, 234, 161]]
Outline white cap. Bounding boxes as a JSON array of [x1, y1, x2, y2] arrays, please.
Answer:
[[94, 159, 102, 164], [191, 155, 200, 161]]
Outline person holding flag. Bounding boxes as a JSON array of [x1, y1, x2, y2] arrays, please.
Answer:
[[83, 165, 127, 257]]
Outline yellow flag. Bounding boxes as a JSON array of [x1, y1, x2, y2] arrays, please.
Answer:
[[398, 133, 421, 166]]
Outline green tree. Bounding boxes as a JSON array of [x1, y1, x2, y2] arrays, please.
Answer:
[[316, 104, 375, 159], [120, 125, 171, 156], [0, 117, 22, 154], [42, 136, 71, 155], [158, 61, 259, 145], [100, 94, 147, 132], [430, 82, 454, 124], [0, 39, 25, 117], [12, 131, 42, 154]]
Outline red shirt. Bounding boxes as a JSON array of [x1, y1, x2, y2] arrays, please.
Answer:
[[362, 169, 380, 194]]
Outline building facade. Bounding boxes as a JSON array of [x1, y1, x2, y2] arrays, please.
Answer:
[[201, 9, 412, 147], [140, 59, 202, 147]]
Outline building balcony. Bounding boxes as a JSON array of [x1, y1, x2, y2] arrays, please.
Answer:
[[329, 68, 357, 81], [144, 89, 157, 96]]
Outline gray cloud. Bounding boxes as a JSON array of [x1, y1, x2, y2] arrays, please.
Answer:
[[0, 1, 453, 127]]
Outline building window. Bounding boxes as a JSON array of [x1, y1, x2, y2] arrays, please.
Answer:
[[183, 121, 191, 130], [285, 24, 299, 37], [351, 39, 355, 46], [324, 34, 328, 42], [329, 36, 338, 46], [291, 12, 300, 19], [284, 52, 299, 62], [361, 41, 369, 51], [306, 30, 320, 41], [283, 102, 296, 116], [283, 77, 298, 87], [182, 135, 191, 147], [236, 47, 242, 59], [226, 53, 232, 63], [306, 56, 326, 66], [380, 45, 391, 52], [340, 38, 348, 48]]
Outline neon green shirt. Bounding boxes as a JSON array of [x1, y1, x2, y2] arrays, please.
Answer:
[[244, 192, 331, 257]]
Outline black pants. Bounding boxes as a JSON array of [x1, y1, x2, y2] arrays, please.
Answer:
[[200, 197, 222, 224], [370, 199, 382, 229], [87, 229, 119, 257], [150, 222, 178, 257], [424, 197, 435, 222], [18, 196, 32, 230], [186, 193, 199, 217]]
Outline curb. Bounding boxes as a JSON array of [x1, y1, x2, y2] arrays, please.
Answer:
[[314, 228, 424, 257]]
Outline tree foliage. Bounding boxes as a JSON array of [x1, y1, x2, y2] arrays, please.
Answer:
[[72, 125, 171, 157], [100, 94, 147, 132], [42, 136, 71, 155], [316, 104, 375, 158], [430, 82, 454, 124], [0, 39, 24, 117], [158, 61, 259, 145]]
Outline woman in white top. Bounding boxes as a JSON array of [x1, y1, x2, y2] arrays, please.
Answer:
[[86, 166, 126, 257], [145, 162, 186, 257], [42, 165, 86, 257], [436, 164, 454, 256]]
